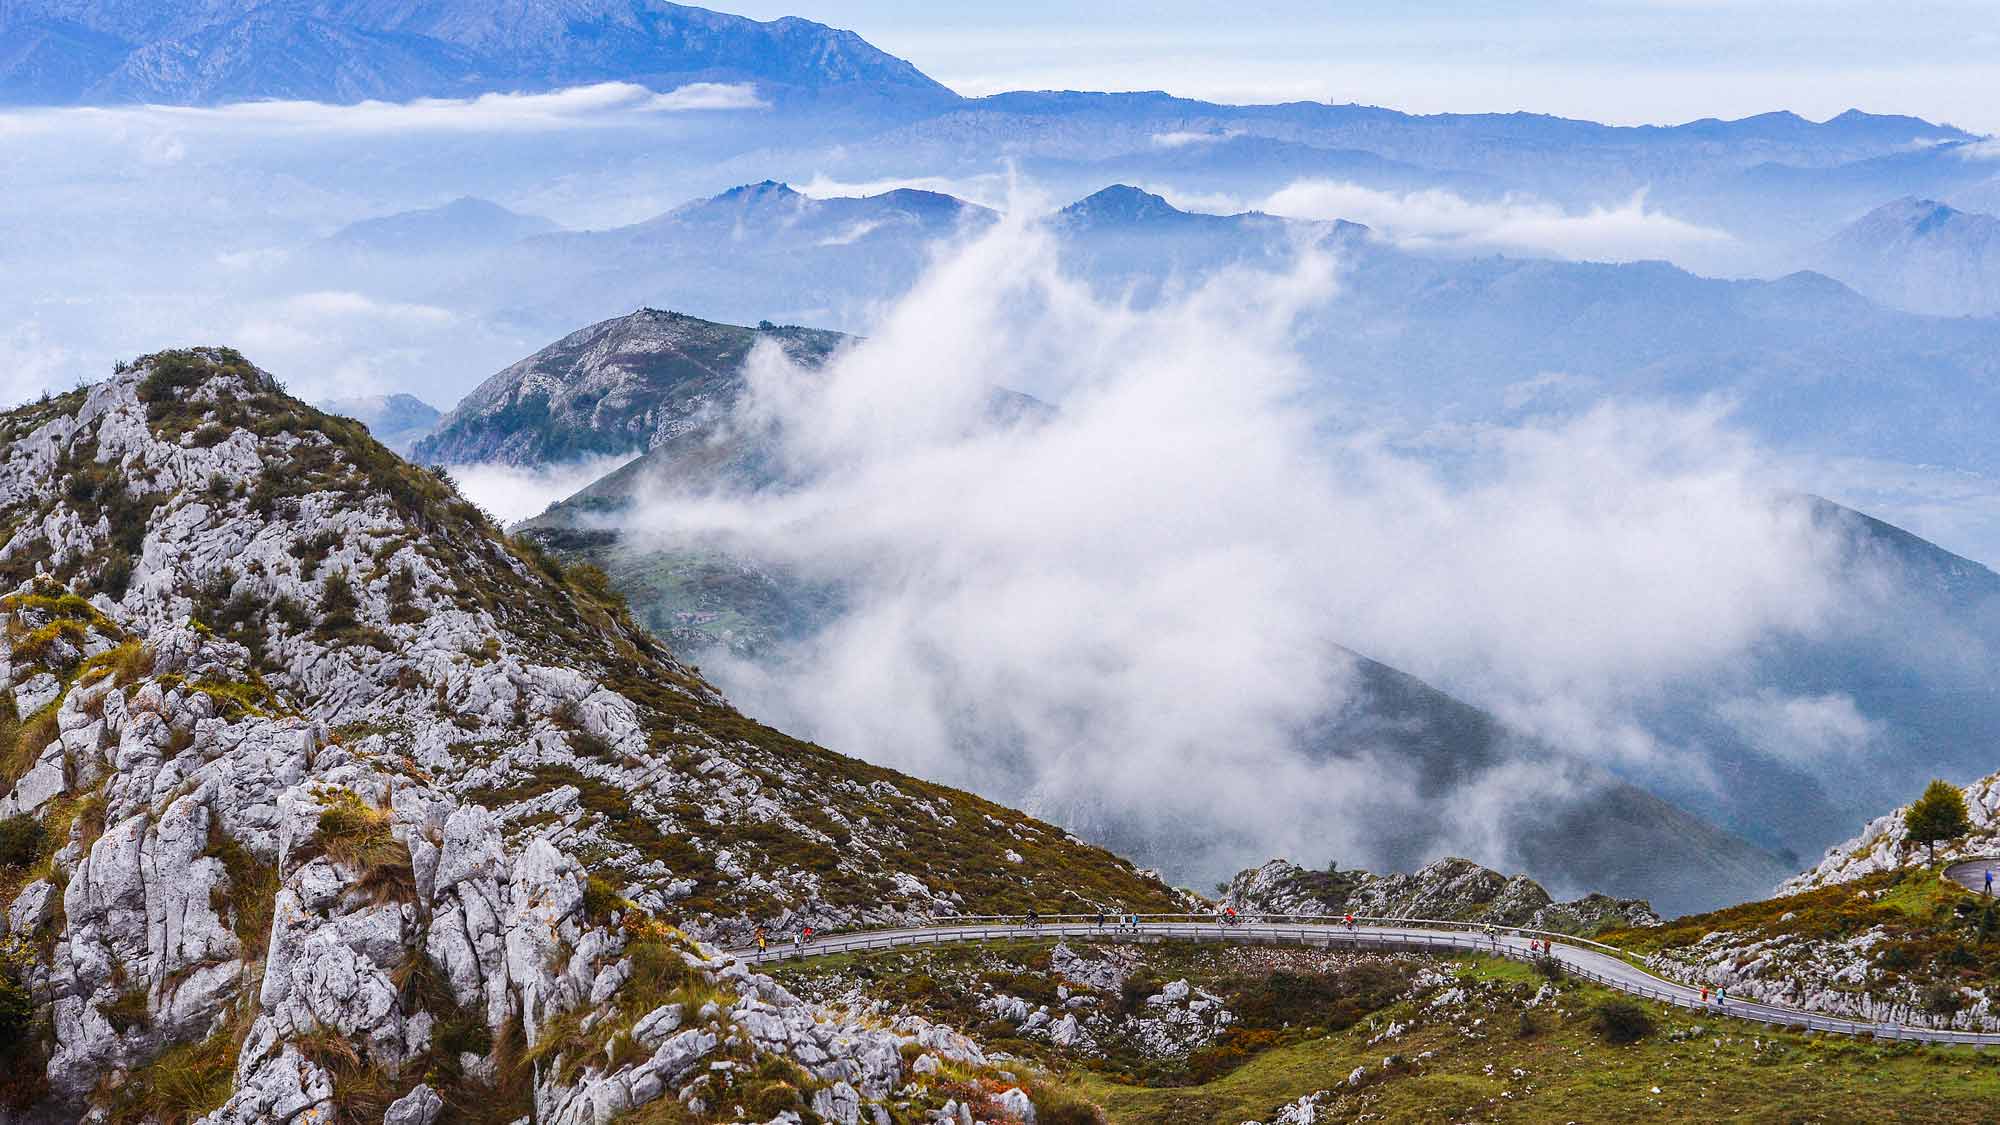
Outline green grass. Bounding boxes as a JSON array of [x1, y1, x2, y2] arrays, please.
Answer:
[[1058, 960, 2000, 1124]]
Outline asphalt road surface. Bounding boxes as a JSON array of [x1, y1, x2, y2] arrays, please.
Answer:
[[733, 917, 2000, 1045]]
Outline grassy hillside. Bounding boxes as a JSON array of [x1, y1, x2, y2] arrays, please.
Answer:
[[781, 939, 2000, 1123]]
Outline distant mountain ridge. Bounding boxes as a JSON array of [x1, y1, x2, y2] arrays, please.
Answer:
[[315, 391, 443, 456], [329, 197, 559, 256], [0, 0, 956, 105], [448, 180, 996, 337], [1813, 197, 2000, 316]]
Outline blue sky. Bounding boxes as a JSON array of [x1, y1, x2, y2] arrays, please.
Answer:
[[728, 1, 2000, 131]]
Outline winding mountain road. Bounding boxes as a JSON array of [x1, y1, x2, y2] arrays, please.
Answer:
[[735, 915, 2000, 1045], [1945, 858, 2000, 896]]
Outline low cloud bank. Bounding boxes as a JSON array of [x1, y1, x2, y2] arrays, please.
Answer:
[[451, 455, 639, 525], [611, 207, 1871, 885], [1262, 181, 1735, 265], [0, 82, 764, 140]]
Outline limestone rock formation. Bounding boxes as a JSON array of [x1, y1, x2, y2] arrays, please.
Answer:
[[0, 348, 1176, 1120], [412, 309, 848, 467], [1783, 770, 2000, 894], [1224, 858, 1661, 935]]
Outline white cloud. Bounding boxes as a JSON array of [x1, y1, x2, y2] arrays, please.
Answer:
[[1716, 691, 1884, 762], [612, 209, 1858, 882], [816, 219, 890, 247], [647, 82, 770, 112], [0, 81, 766, 139], [1150, 130, 1235, 148], [449, 455, 640, 525], [274, 292, 455, 325], [1262, 181, 1735, 264], [0, 323, 77, 410]]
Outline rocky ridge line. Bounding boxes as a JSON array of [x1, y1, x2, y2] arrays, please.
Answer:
[[1224, 858, 1662, 935], [0, 349, 1174, 1121]]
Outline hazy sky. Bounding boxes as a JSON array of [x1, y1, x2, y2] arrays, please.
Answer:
[[730, 1, 2000, 131]]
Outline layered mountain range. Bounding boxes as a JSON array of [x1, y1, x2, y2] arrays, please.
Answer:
[[0, 0, 953, 106], [332, 182, 2000, 490]]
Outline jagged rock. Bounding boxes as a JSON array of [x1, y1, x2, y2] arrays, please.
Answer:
[[14, 672, 60, 717], [813, 1079, 863, 1125], [1049, 1013, 1082, 1047], [996, 1087, 1037, 1123], [1227, 857, 1659, 935], [0, 353, 1174, 1121], [384, 1083, 445, 1125], [7, 880, 55, 934]]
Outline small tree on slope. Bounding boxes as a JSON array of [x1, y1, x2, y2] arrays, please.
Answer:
[[1905, 778, 1973, 864]]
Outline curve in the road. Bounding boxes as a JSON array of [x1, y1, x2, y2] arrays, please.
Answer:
[[1944, 858, 2000, 896], [734, 916, 2000, 1046]]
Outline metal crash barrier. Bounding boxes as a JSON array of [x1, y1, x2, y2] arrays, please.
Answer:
[[728, 912, 2000, 1046]]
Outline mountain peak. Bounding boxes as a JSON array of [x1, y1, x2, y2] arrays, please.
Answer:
[[412, 308, 848, 466], [1059, 184, 1185, 225], [720, 179, 803, 201]]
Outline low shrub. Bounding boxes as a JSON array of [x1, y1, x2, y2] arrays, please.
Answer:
[[309, 790, 414, 903], [105, 1024, 234, 1125], [582, 875, 627, 925], [102, 987, 151, 1034], [1030, 1086, 1107, 1125], [1591, 998, 1654, 1044], [1516, 1009, 1542, 1038], [0, 816, 45, 868]]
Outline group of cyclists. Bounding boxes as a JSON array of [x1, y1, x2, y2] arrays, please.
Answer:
[[751, 924, 816, 956]]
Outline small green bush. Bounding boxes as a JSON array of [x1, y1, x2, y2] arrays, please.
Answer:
[[0, 816, 45, 868], [0, 974, 32, 1054], [1591, 998, 1654, 1044], [1031, 1086, 1107, 1125], [582, 875, 627, 925]]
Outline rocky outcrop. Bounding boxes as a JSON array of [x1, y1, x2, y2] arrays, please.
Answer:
[[1224, 858, 1660, 934], [1783, 771, 2000, 894], [0, 350, 1174, 1120], [412, 309, 848, 466], [1641, 921, 2000, 1032]]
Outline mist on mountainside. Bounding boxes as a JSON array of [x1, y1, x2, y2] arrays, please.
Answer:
[[574, 208, 1914, 904]]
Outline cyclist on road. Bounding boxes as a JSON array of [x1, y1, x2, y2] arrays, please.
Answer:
[[1095, 910, 1106, 929], [1026, 909, 1040, 930], [791, 931, 803, 957], [755, 927, 767, 955], [1344, 912, 1356, 932]]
